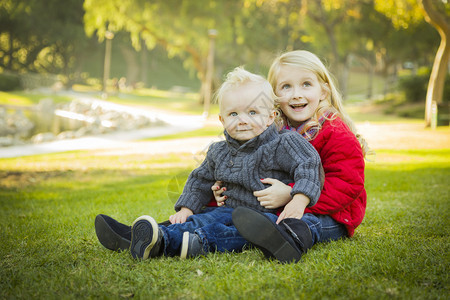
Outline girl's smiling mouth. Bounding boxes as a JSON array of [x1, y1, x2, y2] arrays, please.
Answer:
[[289, 103, 307, 110]]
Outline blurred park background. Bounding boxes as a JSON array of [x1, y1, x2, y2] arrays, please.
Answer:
[[1, 1, 449, 299], [0, 0, 449, 150]]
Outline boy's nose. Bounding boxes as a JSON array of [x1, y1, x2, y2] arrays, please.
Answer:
[[238, 115, 249, 125], [238, 118, 248, 125]]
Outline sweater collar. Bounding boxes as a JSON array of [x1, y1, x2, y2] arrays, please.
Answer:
[[224, 123, 279, 151]]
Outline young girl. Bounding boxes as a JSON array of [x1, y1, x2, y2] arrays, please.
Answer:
[[220, 50, 369, 262]]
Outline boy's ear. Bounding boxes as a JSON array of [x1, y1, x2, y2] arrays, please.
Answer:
[[219, 115, 224, 124], [266, 110, 276, 127]]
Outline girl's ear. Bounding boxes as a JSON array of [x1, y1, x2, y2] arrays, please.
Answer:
[[321, 83, 330, 100]]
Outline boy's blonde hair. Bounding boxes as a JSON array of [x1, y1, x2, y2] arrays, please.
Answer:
[[268, 50, 369, 157], [216, 67, 278, 119]]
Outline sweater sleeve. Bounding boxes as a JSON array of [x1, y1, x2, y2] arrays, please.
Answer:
[[174, 144, 217, 213], [276, 132, 323, 207], [306, 119, 365, 215]]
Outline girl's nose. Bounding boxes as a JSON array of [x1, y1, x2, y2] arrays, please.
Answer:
[[292, 86, 303, 99]]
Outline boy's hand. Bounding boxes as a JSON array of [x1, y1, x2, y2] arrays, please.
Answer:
[[276, 194, 310, 224], [254, 178, 292, 209], [212, 181, 227, 206], [169, 207, 193, 224]]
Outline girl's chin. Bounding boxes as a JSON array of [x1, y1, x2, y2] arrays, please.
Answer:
[[287, 114, 308, 126]]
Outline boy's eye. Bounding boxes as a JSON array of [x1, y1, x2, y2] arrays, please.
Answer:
[[230, 112, 238, 117], [249, 110, 257, 116]]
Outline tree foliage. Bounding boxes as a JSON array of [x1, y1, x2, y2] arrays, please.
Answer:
[[0, 0, 444, 115], [0, 0, 95, 84]]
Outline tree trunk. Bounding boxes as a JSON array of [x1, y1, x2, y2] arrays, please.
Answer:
[[7, 31, 13, 70], [119, 45, 140, 88], [367, 61, 374, 100], [140, 40, 148, 87], [420, 0, 450, 127], [340, 54, 351, 100], [310, 0, 346, 99]]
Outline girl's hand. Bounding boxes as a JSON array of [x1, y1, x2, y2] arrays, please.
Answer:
[[276, 194, 310, 224], [169, 207, 193, 224], [212, 181, 227, 206], [253, 178, 292, 209]]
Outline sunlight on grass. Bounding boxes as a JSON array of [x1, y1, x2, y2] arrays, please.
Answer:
[[0, 91, 34, 106], [0, 91, 73, 106], [367, 149, 450, 165], [0, 152, 198, 173]]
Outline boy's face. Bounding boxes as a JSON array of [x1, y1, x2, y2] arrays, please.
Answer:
[[275, 65, 328, 128], [219, 82, 275, 143]]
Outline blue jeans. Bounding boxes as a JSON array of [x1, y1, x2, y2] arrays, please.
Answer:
[[301, 213, 348, 245], [160, 206, 278, 256]]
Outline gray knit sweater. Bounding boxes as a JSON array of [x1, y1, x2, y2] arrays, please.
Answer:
[[174, 123, 322, 214]]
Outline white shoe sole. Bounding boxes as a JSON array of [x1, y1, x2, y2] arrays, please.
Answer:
[[180, 231, 190, 259], [130, 215, 159, 259]]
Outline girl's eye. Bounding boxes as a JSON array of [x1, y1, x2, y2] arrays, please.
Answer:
[[230, 112, 238, 117], [249, 110, 257, 116], [303, 81, 312, 87], [281, 84, 291, 90]]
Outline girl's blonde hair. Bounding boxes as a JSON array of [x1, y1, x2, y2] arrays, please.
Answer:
[[215, 66, 279, 120], [268, 50, 369, 157]]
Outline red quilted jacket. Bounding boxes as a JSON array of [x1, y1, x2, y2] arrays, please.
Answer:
[[303, 117, 366, 237]]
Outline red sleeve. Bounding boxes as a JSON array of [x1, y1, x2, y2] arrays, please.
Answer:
[[305, 118, 365, 215]]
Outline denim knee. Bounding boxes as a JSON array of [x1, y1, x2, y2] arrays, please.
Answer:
[[301, 213, 347, 245]]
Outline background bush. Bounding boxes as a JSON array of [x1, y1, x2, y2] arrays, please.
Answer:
[[399, 73, 450, 103], [0, 73, 22, 91]]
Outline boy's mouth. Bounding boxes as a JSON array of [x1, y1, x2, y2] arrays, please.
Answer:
[[236, 127, 252, 132]]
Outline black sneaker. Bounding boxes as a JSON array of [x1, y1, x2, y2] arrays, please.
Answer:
[[180, 232, 206, 259], [130, 215, 164, 259], [232, 207, 312, 263], [95, 214, 131, 251]]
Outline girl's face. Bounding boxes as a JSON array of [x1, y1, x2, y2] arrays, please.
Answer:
[[275, 65, 327, 128]]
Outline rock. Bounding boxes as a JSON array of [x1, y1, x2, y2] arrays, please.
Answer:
[[0, 137, 14, 147], [57, 131, 76, 140], [7, 110, 34, 138], [31, 132, 55, 143]]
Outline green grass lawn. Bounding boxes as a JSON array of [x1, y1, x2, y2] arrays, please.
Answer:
[[0, 90, 73, 106], [0, 148, 448, 299], [106, 88, 220, 116]]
